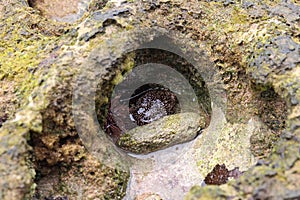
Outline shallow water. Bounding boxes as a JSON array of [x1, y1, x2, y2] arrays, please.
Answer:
[[122, 104, 257, 199], [123, 140, 203, 200]]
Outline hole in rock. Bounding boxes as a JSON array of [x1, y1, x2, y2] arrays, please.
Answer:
[[129, 83, 181, 126], [97, 49, 212, 148]]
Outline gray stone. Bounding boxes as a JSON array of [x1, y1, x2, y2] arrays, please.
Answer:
[[117, 112, 204, 154]]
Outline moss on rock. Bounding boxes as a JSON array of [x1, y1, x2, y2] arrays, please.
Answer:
[[0, 0, 299, 199]]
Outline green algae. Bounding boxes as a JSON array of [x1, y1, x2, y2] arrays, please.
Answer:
[[0, 6, 68, 111], [185, 185, 228, 200], [135, 0, 298, 199], [0, 0, 299, 199], [117, 113, 203, 154], [0, 2, 133, 199]]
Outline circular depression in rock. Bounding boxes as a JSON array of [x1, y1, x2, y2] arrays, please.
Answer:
[[73, 28, 226, 170], [98, 49, 212, 154]]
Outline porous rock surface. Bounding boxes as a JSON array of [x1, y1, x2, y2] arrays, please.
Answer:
[[0, 0, 299, 199]]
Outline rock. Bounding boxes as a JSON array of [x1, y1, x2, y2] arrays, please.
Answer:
[[1, 0, 299, 199], [117, 112, 204, 154], [135, 193, 162, 200]]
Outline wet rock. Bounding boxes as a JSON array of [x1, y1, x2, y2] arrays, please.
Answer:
[[117, 112, 204, 154], [129, 86, 180, 126], [1, 0, 299, 199]]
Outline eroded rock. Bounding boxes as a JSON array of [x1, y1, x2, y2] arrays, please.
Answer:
[[0, 0, 298, 199], [117, 112, 204, 154]]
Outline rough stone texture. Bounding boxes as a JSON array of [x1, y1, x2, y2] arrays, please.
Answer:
[[117, 112, 204, 154], [135, 193, 163, 200], [0, 0, 299, 200], [194, 114, 258, 179], [1, 0, 130, 199]]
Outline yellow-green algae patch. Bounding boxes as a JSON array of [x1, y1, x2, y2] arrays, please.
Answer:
[[0, 2, 132, 199], [1, 0, 298, 199], [0, 5, 69, 112]]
